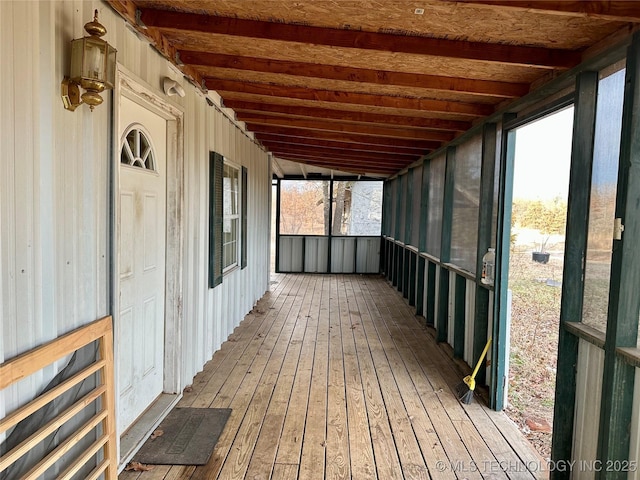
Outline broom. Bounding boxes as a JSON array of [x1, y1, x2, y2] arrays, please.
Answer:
[[455, 338, 492, 405]]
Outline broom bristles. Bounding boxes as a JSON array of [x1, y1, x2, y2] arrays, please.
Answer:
[[455, 381, 475, 404]]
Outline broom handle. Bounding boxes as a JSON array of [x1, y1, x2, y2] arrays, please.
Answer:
[[470, 338, 492, 380]]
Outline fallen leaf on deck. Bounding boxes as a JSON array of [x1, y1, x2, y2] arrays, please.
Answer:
[[151, 429, 164, 439], [125, 462, 154, 471]]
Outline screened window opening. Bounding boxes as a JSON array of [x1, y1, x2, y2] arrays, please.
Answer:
[[332, 181, 383, 236], [279, 180, 383, 236], [223, 162, 241, 271], [120, 126, 156, 171]]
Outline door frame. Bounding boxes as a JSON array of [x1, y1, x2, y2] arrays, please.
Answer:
[[111, 65, 184, 456]]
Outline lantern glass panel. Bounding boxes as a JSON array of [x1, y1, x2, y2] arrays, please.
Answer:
[[69, 38, 85, 81], [82, 37, 108, 81], [105, 44, 117, 88]]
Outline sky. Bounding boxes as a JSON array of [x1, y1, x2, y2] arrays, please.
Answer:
[[512, 106, 574, 201]]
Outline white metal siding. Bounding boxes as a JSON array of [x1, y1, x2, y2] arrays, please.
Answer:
[[572, 340, 605, 480], [630, 367, 640, 480], [0, 0, 270, 430]]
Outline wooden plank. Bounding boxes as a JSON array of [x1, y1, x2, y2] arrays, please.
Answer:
[[325, 276, 350, 480], [0, 360, 105, 433], [256, 134, 426, 155], [179, 51, 528, 98], [298, 276, 330, 480], [271, 463, 299, 480], [190, 276, 310, 480], [341, 278, 401, 479], [273, 277, 320, 465], [276, 153, 400, 175], [229, 101, 470, 131], [362, 279, 470, 476], [0, 316, 112, 389], [241, 113, 456, 141], [242, 274, 318, 479], [215, 275, 312, 480], [366, 277, 534, 480], [0, 386, 106, 473], [215, 81, 492, 117], [100, 316, 118, 480], [141, 9, 581, 68], [250, 124, 439, 150], [185, 275, 295, 408], [453, 1, 640, 23], [264, 143, 419, 163]]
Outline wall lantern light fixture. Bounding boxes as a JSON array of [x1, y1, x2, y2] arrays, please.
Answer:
[[61, 10, 117, 111]]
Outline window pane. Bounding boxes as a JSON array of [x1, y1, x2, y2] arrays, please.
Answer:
[[582, 67, 625, 333], [280, 180, 329, 235], [332, 181, 383, 236], [451, 133, 482, 273], [426, 153, 446, 257], [223, 162, 240, 270]]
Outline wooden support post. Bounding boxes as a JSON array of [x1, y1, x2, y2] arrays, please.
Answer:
[[492, 113, 516, 411], [403, 248, 410, 299], [426, 261, 437, 327], [408, 251, 417, 306], [437, 147, 455, 342], [416, 256, 425, 316], [405, 169, 414, 246], [551, 71, 598, 478], [454, 274, 466, 358], [275, 179, 282, 273], [474, 123, 497, 384]]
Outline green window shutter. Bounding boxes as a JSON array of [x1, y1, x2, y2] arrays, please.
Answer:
[[209, 152, 224, 288], [241, 166, 248, 269]]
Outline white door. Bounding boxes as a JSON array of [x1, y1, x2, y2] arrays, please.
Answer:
[[117, 96, 167, 435]]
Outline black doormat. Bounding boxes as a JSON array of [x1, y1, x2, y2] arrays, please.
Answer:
[[133, 408, 232, 465]]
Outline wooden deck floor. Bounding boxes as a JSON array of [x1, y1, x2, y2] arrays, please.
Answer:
[[120, 274, 546, 480]]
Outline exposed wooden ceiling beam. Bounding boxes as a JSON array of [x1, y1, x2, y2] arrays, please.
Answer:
[[451, 1, 640, 23], [140, 9, 580, 68], [241, 114, 455, 142], [276, 156, 394, 176], [211, 80, 492, 117], [106, 1, 205, 90], [256, 134, 424, 156], [225, 100, 470, 132], [248, 125, 440, 150], [262, 143, 419, 164], [179, 51, 529, 98], [275, 154, 401, 173]]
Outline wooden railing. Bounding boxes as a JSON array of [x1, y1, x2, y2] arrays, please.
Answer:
[[0, 316, 117, 479]]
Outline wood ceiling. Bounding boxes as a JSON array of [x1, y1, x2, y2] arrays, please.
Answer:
[[107, 1, 640, 177]]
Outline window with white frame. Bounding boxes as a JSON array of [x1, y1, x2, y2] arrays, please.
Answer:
[[223, 162, 240, 271]]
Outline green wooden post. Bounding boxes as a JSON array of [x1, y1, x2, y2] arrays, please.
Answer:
[[394, 176, 404, 289], [426, 261, 437, 327], [492, 114, 516, 411], [474, 123, 497, 385], [275, 178, 281, 273], [416, 160, 431, 318], [596, 34, 640, 480], [551, 71, 598, 478], [409, 251, 417, 306], [437, 147, 455, 342], [405, 169, 414, 246], [402, 249, 410, 298], [416, 256, 425, 316], [453, 274, 466, 358]]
